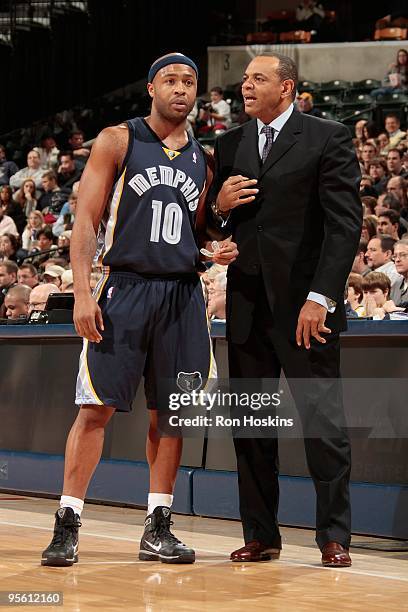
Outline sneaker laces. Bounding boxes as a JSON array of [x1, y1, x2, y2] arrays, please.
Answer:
[[50, 518, 81, 547], [154, 517, 182, 546]]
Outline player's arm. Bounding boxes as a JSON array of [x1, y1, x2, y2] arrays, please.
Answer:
[[196, 152, 238, 266], [71, 125, 128, 343]]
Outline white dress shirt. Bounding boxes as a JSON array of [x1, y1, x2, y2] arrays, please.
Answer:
[[256, 104, 334, 312]]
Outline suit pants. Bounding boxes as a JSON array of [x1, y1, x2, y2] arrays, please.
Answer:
[[228, 278, 351, 551]]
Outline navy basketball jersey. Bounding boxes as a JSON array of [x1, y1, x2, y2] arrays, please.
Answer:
[[98, 117, 207, 275]]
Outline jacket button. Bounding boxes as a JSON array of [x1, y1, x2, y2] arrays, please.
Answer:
[[257, 225, 263, 232]]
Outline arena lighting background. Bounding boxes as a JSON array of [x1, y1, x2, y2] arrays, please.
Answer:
[[0, 0, 401, 134]]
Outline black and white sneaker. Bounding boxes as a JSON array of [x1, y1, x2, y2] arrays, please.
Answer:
[[139, 506, 195, 564], [41, 507, 81, 567]]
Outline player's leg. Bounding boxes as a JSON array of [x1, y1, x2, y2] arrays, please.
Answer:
[[139, 276, 213, 564], [41, 405, 115, 567], [42, 272, 147, 567], [146, 408, 182, 497]]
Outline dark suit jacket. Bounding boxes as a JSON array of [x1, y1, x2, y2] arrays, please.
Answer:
[[209, 110, 362, 344]]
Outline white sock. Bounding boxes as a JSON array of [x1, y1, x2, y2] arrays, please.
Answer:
[[147, 493, 173, 515], [60, 495, 84, 517]]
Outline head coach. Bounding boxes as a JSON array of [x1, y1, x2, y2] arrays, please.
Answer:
[[208, 54, 362, 567]]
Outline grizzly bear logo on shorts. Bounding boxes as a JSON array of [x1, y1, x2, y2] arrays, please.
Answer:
[[176, 371, 203, 393]]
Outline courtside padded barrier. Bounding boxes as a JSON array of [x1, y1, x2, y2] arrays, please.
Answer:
[[191, 469, 408, 540], [0, 451, 193, 515]]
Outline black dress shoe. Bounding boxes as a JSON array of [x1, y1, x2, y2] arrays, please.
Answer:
[[230, 540, 281, 562]]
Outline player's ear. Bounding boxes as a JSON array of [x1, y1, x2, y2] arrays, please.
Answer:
[[147, 83, 154, 99]]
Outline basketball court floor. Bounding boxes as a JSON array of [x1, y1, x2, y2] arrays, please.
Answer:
[[1, 493, 407, 611]]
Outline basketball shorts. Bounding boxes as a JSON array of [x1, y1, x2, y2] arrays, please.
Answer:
[[75, 270, 216, 412]]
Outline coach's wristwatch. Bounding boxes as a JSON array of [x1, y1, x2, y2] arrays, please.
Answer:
[[211, 200, 230, 226], [325, 297, 337, 311]]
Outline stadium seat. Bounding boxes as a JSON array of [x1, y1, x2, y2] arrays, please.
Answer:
[[298, 80, 319, 93], [374, 28, 407, 41], [342, 92, 374, 109], [320, 80, 350, 99], [350, 78, 381, 94], [313, 93, 341, 115], [279, 30, 312, 43], [319, 110, 337, 121], [246, 32, 278, 44]]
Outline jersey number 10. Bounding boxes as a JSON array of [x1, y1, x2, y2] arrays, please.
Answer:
[[150, 200, 183, 245]]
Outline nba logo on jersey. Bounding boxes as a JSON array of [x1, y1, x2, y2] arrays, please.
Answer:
[[107, 286, 114, 299], [192, 152, 197, 163]]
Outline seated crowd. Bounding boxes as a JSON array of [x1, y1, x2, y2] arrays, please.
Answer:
[[1, 98, 407, 325], [0, 130, 102, 322]]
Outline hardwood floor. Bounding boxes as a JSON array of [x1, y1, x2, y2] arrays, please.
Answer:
[[0, 494, 407, 611]]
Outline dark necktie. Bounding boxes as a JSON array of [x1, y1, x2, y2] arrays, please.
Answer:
[[261, 125, 275, 163]]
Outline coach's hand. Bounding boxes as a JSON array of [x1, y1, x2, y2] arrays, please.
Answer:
[[212, 237, 238, 265], [296, 300, 331, 350], [216, 175, 258, 212], [74, 292, 104, 343]]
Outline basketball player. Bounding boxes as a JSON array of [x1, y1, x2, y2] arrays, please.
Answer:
[[41, 53, 238, 567]]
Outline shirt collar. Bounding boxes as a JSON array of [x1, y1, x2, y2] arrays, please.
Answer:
[[257, 103, 294, 136]]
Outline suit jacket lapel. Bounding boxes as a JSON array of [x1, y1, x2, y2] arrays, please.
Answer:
[[259, 110, 303, 178], [234, 119, 260, 179]]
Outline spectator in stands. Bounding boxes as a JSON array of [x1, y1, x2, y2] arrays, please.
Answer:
[[361, 215, 377, 242], [200, 87, 231, 133], [296, 92, 322, 118], [0, 145, 18, 186], [33, 228, 57, 267], [0, 202, 18, 237], [361, 196, 377, 216], [0, 233, 19, 262], [386, 176, 408, 213], [21, 210, 45, 252], [56, 231, 71, 263], [384, 116, 406, 152], [362, 272, 392, 318], [387, 148, 407, 178], [376, 192, 401, 215], [207, 269, 227, 320], [391, 238, 408, 307], [359, 175, 377, 198], [17, 263, 39, 289], [360, 142, 377, 174], [351, 239, 370, 276], [33, 134, 60, 170], [368, 158, 388, 195], [366, 235, 401, 284], [346, 273, 365, 317], [61, 268, 74, 292], [57, 151, 83, 191], [1, 185, 24, 235], [377, 132, 390, 154], [12, 178, 37, 222], [377, 209, 400, 239], [4, 284, 31, 320], [52, 192, 76, 237], [377, 132, 390, 155], [354, 120, 368, 147], [295, 1, 325, 31], [68, 130, 90, 166], [37, 171, 66, 218], [371, 49, 408, 99], [0, 260, 18, 308], [42, 264, 65, 288], [362, 121, 380, 141], [9, 150, 44, 190], [28, 283, 60, 313]]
